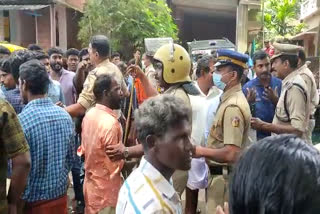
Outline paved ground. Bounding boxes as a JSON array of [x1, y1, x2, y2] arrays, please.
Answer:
[[67, 186, 75, 213]]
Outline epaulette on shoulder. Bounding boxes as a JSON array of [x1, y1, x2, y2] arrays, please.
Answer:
[[284, 81, 294, 90]]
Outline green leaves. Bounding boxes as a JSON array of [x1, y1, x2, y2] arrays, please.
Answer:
[[78, 0, 178, 59], [264, 0, 304, 40]]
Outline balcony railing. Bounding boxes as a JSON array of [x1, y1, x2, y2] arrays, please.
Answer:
[[301, 0, 318, 19]]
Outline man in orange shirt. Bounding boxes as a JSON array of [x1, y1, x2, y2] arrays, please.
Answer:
[[81, 73, 125, 214]]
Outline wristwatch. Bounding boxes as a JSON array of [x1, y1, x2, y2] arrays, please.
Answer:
[[123, 147, 129, 159]]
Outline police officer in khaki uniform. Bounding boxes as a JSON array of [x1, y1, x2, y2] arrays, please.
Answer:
[[193, 49, 252, 213], [297, 49, 319, 144], [66, 35, 128, 117], [105, 43, 200, 198], [251, 43, 311, 144]]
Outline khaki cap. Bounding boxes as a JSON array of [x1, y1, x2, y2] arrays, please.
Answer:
[[271, 42, 303, 60]]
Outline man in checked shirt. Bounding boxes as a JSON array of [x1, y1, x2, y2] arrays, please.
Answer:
[[18, 60, 74, 214]]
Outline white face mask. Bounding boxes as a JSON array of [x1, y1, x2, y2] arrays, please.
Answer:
[[212, 71, 234, 91], [212, 73, 226, 90]]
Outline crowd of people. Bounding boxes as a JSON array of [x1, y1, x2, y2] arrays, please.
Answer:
[[1, 34, 320, 214]]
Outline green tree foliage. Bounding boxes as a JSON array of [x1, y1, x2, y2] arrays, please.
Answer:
[[78, 0, 178, 59], [264, 0, 305, 40]]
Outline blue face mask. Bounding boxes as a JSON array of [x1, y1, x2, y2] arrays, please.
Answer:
[[212, 73, 226, 90]]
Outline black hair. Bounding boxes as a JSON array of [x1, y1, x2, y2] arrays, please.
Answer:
[[279, 55, 298, 69], [79, 48, 89, 61], [117, 61, 127, 74], [27, 44, 42, 51], [90, 35, 110, 57], [65, 48, 79, 58], [127, 58, 136, 66], [111, 52, 120, 59], [0, 58, 11, 73], [134, 94, 191, 151], [196, 55, 211, 78], [0, 45, 10, 56], [226, 64, 244, 81], [252, 50, 268, 65], [217, 62, 244, 81], [230, 134, 320, 214], [134, 48, 141, 54], [48, 47, 64, 57], [93, 74, 114, 101], [19, 59, 50, 95], [34, 51, 49, 60], [298, 49, 306, 64], [9, 50, 37, 83]]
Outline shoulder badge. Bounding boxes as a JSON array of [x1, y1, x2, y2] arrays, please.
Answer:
[[285, 81, 293, 90], [232, 116, 240, 127]]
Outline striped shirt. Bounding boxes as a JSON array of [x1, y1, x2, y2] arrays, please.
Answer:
[[116, 157, 182, 214], [18, 98, 74, 202]]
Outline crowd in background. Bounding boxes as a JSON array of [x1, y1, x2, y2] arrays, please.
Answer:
[[1, 35, 320, 214]]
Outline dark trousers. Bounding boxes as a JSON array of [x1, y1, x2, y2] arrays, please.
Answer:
[[72, 134, 84, 203]]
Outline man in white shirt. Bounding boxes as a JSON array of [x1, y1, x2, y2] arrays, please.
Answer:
[[116, 95, 193, 214], [186, 55, 222, 214]]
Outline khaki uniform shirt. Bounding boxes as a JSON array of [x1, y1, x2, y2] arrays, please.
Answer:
[[164, 85, 191, 115], [272, 69, 310, 143], [298, 64, 319, 115], [77, 59, 126, 110], [207, 84, 251, 165]]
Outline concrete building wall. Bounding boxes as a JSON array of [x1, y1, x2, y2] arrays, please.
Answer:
[[36, 7, 51, 50], [0, 11, 4, 41], [5, 2, 84, 50], [9, 11, 17, 43], [9, 10, 36, 47], [304, 13, 320, 30], [236, 4, 248, 53], [56, 5, 67, 50], [182, 13, 236, 44]]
